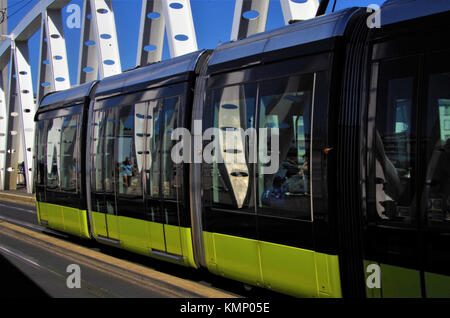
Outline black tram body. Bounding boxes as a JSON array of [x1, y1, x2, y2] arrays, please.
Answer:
[[34, 0, 450, 297]]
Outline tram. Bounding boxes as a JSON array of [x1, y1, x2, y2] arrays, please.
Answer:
[[34, 0, 450, 298]]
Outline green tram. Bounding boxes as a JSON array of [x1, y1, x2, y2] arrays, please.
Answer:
[[34, 0, 450, 298]]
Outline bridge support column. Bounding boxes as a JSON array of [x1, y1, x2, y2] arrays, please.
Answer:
[[77, 0, 99, 84], [137, 0, 165, 66], [162, 0, 197, 58], [90, 0, 122, 79], [280, 0, 319, 25], [231, 0, 269, 41]]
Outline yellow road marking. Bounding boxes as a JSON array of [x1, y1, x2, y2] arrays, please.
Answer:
[[0, 220, 236, 298]]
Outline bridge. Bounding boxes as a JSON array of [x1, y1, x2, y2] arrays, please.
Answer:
[[0, 0, 320, 194]]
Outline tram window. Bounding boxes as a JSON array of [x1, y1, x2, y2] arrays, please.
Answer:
[[424, 72, 450, 224], [46, 117, 63, 189], [148, 101, 161, 198], [35, 121, 47, 186], [161, 97, 180, 199], [117, 105, 142, 195], [257, 74, 313, 220], [209, 83, 256, 210], [91, 109, 116, 214], [374, 76, 415, 223], [60, 115, 79, 192]]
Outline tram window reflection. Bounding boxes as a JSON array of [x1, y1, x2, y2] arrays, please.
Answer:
[[117, 105, 142, 195], [60, 115, 79, 192], [257, 74, 313, 220], [374, 77, 415, 223], [424, 72, 450, 225]]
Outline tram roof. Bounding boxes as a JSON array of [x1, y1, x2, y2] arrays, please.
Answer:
[[39, 81, 97, 112], [94, 50, 208, 99], [380, 0, 450, 27], [207, 7, 361, 73]]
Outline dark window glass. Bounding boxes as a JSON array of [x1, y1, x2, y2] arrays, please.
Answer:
[[208, 83, 256, 210], [148, 100, 161, 198], [424, 72, 450, 225], [374, 76, 416, 224], [91, 109, 116, 214], [46, 117, 63, 189], [60, 115, 79, 192], [161, 97, 180, 199], [35, 120, 47, 186], [117, 105, 142, 195], [257, 74, 314, 220]]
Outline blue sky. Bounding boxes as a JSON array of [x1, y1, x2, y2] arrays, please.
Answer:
[[6, 0, 385, 92]]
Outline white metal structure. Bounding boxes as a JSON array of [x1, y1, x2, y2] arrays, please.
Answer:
[[0, 0, 319, 193], [231, 0, 319, 41]]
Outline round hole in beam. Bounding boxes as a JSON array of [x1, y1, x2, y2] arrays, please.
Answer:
[[22, 90, 29, 94], [55, 77, 65, 82], [7, 167, 14, 172], [50, 34, 60, 39], [24, 109, 31, 113], [41, 82, 51, 87], [19, 71, 27, 75], [54, 55, 63, 60], [147, 12, 161, 19], [242, 10, 260, 20], [291, 0, 308, 3], [86, 13, 93, 19], [100, 33, 112, 39], [97, 8, 108, 14], [169, 3, 183, 9], [43, 60, 50, 65], [174, 34, 189, 41], [83, 67, 94, 73], [85, 40, 95, 46], [144, 45, 157, 52], [11, 112, 18, 117], [10, 131, 17, 135], [103, 59, 115, 65]]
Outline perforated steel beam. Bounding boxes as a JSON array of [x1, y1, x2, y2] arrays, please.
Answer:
[[13, 41, 36, 193], [37, 8, 70, 102], [44, 9, 70, 90], [137, 0, 165, 66], [90, 0, 122, 78], [4, 50, 20, 190], [231, 0, 269, 41], [77, 0, 99, 84], [280, 0, 319, 25], [162, 0, 197, 58], [0, 66, 7, 190]]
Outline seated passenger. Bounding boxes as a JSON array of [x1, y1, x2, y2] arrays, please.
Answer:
[[261, 176, 287, 206], [283, 154, 309, 194]]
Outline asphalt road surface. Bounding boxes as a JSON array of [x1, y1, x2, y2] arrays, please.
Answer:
[[0, 199, 243, 298]]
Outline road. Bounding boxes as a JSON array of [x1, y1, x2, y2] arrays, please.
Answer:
[[0, 199, 241, 298]]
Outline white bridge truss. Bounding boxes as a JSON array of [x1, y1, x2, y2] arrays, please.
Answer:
[[0, 0, 318, 193]]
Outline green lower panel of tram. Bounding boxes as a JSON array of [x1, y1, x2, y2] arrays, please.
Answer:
[[203, 231, 342, 298], [36, 201, 91, 239], [91, 211, 197, 268], [364, 260, 450, 298]]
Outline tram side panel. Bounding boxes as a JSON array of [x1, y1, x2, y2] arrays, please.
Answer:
[[88, 82, 197, 268], [35, 103, 91, 239], [199, 54, 343, 298]]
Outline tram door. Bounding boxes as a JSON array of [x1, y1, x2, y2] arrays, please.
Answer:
[[366, 52, 450, 297], [91, 108, 120, 242], [145, 97, 183, 257]]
